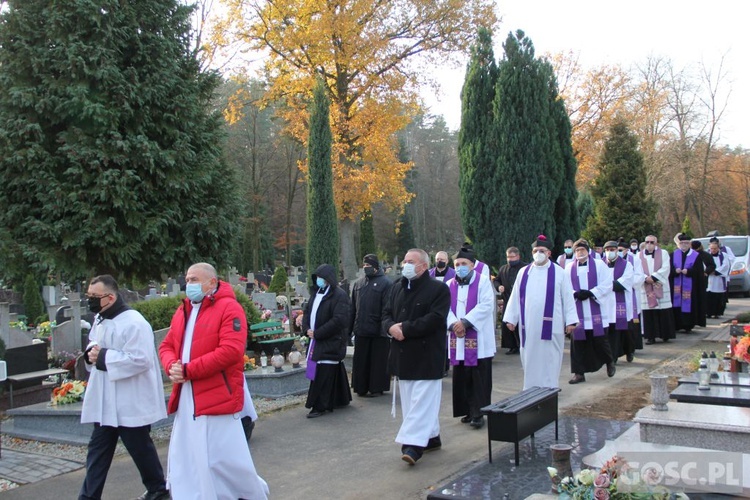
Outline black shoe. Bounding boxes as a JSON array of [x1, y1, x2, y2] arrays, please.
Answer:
[[424, 435, 442, 452], [135, 490, 170, 500], [663, 338, 670, 343], [645, 339, 656, 345], [307, 409, 325, 418], [569, 374, 586, 384], [607, 363, 616, 377], [401, 447, 422, 465], [626, 353, 634, 363], [241, 416, 255, 441], [356, 392, 368, 397], [469, 417, 484, 429], [460, 415, 472, 424]]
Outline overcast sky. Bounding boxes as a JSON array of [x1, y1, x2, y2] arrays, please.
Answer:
[[424, 0, 749, 148]]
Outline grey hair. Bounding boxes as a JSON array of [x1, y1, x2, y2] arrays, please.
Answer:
[[188, 262, 218, 279], [407, 248, 430, 266]]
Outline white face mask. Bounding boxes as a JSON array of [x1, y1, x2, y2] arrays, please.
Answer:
[[402, 263, 417, 280], [606, 250, 617, 261], [631, 245, 638, 251], [533, 251, 547, 264]]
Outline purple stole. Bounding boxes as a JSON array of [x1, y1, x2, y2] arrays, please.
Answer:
[[571, 261, 605, 340], [448, 277, 479, 366], [673, 250, 698, 313], [474, 261, 486, 276], [518, 264, 556, 348], [611, 258, 628, 329], [305, 338, 317, 380], [430, 267, 456, 281], [717, 252, 726, 290], [641, 248, 664, 308]]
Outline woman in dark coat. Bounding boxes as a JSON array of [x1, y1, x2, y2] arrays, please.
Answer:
[[302, 263, 352, 418]]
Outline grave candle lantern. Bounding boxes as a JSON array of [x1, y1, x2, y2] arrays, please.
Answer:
[[271, 348, 285, 372]]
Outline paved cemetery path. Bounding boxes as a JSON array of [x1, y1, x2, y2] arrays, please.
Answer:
[[2, 297, 747, 500]]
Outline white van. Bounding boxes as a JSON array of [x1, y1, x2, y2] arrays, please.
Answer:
[[695, 235, 750, 296]]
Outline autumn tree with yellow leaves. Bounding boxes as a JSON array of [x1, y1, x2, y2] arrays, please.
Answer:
[[216, 0, 497, 279]]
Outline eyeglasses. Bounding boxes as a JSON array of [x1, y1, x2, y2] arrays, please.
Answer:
[[85, 294, 111, 300], [564, 246, 572, 249], [645, 241, 656, 244]]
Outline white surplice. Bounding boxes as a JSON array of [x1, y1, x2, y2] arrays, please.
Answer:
[[167, 304, 269, 500], [602, 257, 634, 324], [446, 272, 497, 360], [503, 261, 578, 390], [567, 258, 614, 328], [708, 253, 731, 292]]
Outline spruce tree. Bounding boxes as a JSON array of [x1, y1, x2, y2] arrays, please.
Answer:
[[268, 266, 289, 294], [585, 119, 658, 242], [23, 274, 45, 325], [490, 31, 562, 262], [305, 79, 339, 282], [0, 1, 238, 281], [458, 27, 498, 248]]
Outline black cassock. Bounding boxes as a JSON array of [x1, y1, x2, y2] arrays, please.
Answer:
[[494, 260, 526, 350], [670, 250, 707, 331]]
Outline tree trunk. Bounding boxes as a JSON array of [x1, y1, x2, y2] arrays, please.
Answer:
[[339, 218, 359, 282]]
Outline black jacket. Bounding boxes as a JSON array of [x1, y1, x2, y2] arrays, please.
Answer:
[[349, 269, 392, 337], [382, 270, 450, 380], [302, 264, 351, 362]]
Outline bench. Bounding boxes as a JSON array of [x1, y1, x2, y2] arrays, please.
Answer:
[[249, 321, 295, 354], [480, 386, 561, 465], [4, 343, 69, 408]]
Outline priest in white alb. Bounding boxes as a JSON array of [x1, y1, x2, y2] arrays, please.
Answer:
[[503, 236, 578, 390]]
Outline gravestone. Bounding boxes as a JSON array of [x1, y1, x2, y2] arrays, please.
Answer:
[[41, 286, 56, 307], [145, 288, 159, 301], [168, 284, 181, 297], [294, 282, 310, 300], [166, 278, 176, 293], [228, 267, 239, 286], [1, 303, 33, 348], [251, 292, 277, 312], [51, 294, 84, 355]]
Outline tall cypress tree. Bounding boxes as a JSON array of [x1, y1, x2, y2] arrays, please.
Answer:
[[306, 78, 339, 282], [585, 119, 658, 242], [458, 27, 498, 249], [550, 68, 580, 250], [359, 209, 376, 261], [0, 1, 238, 281], [491, 30, 561, 262]]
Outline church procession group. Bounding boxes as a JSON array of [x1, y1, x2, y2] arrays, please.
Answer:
[[74, 234, 734, 499]]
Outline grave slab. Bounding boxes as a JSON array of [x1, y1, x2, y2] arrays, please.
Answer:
[[246, 364, 308, 399]]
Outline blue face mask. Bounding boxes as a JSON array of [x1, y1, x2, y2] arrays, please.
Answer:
[[316, 277, 327, 289], [456, 265, 471, 279], [618, 250, 626, 258], [564, 248, 573, 256], [186, 283, 205, 302]]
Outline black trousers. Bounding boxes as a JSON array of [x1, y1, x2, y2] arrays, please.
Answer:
[[452, 357, 493, 419], [79, 423, 165, 500]]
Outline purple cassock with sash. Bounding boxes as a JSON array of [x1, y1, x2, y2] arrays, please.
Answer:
[[430, 267, 456, 281], [673, 250, 698, 313], [611, 258, 628, 330], [518, 265, 556, 348], [571, 262, 606, 340], [448, 278, 479, 366]]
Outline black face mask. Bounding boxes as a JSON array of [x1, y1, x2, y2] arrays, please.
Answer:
[[509, 260, 522, 267], [436, 261, 447, 269], [88, 297, 105, 314], [364, 267, 377, 277]]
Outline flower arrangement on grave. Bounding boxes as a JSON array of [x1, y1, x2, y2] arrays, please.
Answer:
[[549, 455, 689, 499], [35, 320, 55, 339], [243, 354, 257, 371], [260, 309, 273, 322], [49, 349, 83, 372], [276, 295, 289, 308], [298, 334, 309, 349], [733, 329, 750, 364], [50, 380, 87, 405], [9, 320, 28, 331]]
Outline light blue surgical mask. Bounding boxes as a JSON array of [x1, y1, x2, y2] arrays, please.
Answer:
[[564, 248, 573, 256], [316, 277, 327, 289], [186, 283, 205, 302], [618, 250, 626, 258], [401, 263, 417, 280], [456, 265, 471, 279]]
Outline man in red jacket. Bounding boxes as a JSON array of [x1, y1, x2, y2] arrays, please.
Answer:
[[159, 262, 268, 499]]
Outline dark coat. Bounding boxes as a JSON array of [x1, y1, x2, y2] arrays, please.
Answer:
[[349, 269, 392, 337], [382, 270, 450, 380], [302, 264, 351, 362]]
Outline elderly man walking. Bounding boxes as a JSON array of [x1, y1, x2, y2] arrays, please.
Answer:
[[383, 248, 450, 466]]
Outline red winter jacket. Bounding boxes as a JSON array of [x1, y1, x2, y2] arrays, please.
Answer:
[[159, 280, 247, 416]]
